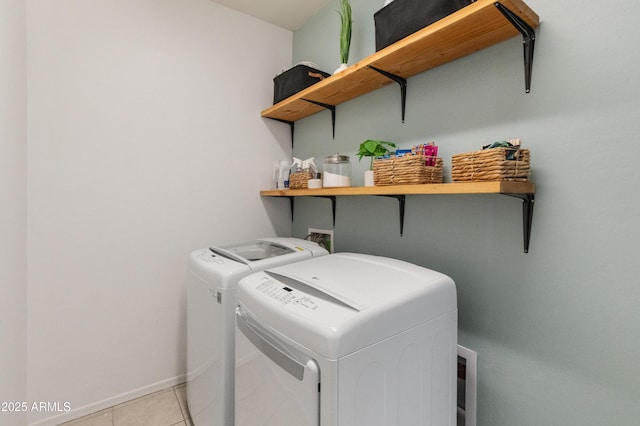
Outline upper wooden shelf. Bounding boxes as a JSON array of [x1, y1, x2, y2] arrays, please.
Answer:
[[261, 0, 539, 123], [260, 181, 535, 197]]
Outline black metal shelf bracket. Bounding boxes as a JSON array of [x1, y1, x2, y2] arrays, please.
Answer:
[[376, 195, 406, 236], [312, 196, 337, 227], [284, 195, 336, 227], [286, 196, 295, 221], [494, 2, 536, 93], [302, 99, 336, 139], [267, 117, 295, 148], [503, 193, 535, 253], [368, 66, 408, 123]]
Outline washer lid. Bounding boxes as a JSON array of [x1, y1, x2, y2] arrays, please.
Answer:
[[237, 253, 457, 358], [266, 252, 448, 311], [211, 241, 296, 265]]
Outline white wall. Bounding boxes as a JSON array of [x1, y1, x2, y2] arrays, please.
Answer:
[[26, 0, 292, 424], [0, 1, 27, 425]]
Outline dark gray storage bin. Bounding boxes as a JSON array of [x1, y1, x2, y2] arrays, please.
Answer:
[[273, 65, 331, 104], [374, 0, 474, 51]]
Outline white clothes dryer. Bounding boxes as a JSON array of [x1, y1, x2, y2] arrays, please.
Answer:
[[235, 252, 457, 426], [186, 238, 328, 426]]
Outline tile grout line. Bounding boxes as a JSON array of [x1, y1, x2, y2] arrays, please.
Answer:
[[171, 384, 187, 425], [172, 385, 186, 423]]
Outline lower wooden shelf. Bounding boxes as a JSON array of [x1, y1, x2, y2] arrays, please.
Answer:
[[261, 181, 535, 253], [260, 181, 534, 197]]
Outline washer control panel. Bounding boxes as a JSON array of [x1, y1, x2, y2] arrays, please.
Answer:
[[256, 279, 319, 311], [196, 249, 225, 264]]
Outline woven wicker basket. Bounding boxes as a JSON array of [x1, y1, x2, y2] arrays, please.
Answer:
[[289, 171, 313, 189], [451, 147, 530, 182], [373, 155, 443, 185]]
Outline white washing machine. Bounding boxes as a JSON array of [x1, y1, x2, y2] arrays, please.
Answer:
[[187, 237, 328, 426], [235, 252, 458, 426]]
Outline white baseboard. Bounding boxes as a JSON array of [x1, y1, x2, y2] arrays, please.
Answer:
[[29, 374, 187, 426]]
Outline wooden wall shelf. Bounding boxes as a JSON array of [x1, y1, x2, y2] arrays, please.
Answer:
[[261, 181, 536, 252], [260, 181, 534, 197], [261, 0, 539, 126]]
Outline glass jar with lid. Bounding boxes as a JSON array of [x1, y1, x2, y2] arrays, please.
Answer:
[[323, 154, 352, 187]]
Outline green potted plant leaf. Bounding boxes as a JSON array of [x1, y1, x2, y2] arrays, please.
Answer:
[[357, 139, 396, 186], [335, 0, 352, 74]]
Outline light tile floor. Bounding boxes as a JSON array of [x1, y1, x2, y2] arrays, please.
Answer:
[[59, 383, 465, 426], [58, 384, 192, 426]]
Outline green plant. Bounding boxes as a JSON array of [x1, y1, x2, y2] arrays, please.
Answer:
[[357, 139, 396, 169], [338, 0, 352, 64]]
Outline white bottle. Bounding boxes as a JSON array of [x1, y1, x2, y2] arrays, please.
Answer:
[[277, 159, 289, 189], [272, 161, 280, 189]]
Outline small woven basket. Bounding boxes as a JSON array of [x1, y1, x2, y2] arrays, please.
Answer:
[[451, 147, 530, 182], [289, 171, 313, 189], [373, 155, 443, 185]]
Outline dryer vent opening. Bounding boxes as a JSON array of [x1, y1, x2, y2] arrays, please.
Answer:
[[457, 345, 477, 426]]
